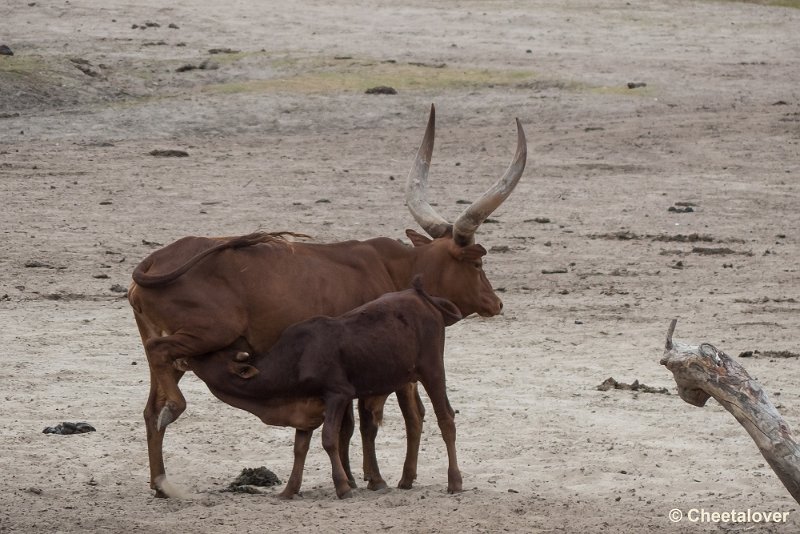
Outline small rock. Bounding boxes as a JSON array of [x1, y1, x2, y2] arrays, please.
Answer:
[[668, 206, 694, 213], [149, 149, 189, 157], [0, 44, 15, 56], [110, 284, 128, 293], [365, 85, 397, 95], [627, 82, 647, 89], [168, 23, 179, 29], [208, 48, 239, 54], [490, 245, 510, 253]]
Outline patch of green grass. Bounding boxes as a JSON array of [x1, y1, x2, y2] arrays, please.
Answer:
[[0, 55, 48, 75], [590, 84, 654, 97], [715, 0, 800, 8], [204, 59, 535, 95]]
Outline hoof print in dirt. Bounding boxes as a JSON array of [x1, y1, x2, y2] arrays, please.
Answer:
[[365, 85, 397, 95], [225, 466, 282, 493], [43, 422, 96, 435]]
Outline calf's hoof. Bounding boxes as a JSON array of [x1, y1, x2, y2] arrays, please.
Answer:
[[336, 488, 354, 499], [367, 479, 387, 491]]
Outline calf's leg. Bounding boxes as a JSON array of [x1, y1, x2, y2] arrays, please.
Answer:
[[358, 395, 389, 490], [279, 429, 313, 499], [322, 394, 356, 499], [396, 383, 425, 489], [418, 375, 462, 494], [338, 401, 357, 488]]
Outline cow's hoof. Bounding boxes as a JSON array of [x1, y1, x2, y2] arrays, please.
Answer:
[[447, 485, 463, 494], [154, 488, 169, 499], [337, 489, 353, 499], [277, 490, 298, 500], [367, 480, 387, 491], [397, 479, 414, 490], [347, 478, 358, 489]]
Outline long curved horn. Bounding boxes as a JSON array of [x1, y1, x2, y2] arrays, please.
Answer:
[[452, 118, 527, 246], [405, 104, 452, 238]]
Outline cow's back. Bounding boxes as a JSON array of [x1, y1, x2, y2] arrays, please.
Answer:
[[129, 237, 404, 354]]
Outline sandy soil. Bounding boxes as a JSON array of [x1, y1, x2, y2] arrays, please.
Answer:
[[2, 0, 800, 532]]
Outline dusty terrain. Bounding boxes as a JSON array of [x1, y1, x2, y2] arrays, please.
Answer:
[[1, 0, 799, 532]]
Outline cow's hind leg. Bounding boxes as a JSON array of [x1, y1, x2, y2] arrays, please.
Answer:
[[142, 330, 237, 497], [279, 429, 313, 499], [396, 383, 425, 489], [322, 394, 355, 499], [418, 375, 462, 494], [143, 364, 186, 498], [359, 395, 389, 490]]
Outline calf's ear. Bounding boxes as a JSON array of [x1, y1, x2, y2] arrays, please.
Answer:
[[228, 362, 260, 379]]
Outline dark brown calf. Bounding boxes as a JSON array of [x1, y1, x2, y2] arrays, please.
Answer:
[[188, 278, 463, 499]]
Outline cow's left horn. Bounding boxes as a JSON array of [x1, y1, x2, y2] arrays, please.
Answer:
[[406, 104, 452, 239], [452, 118, 527, 246]]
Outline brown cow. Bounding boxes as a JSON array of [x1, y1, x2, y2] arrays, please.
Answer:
[[128, 105, 526, 497], [187, 277, 463, 499]]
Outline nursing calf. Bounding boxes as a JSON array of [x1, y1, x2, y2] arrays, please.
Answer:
[[188, 278, 463, 499]]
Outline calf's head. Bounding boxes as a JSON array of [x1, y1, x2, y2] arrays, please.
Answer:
[[405, 105, 526, 318]]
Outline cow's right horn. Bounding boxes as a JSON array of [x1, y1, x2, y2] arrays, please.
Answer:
[[406, 104, 452, 239], [452, 118, 527, 246]]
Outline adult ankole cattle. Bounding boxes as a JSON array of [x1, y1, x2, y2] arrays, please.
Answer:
[[127, 105, 527, 497]]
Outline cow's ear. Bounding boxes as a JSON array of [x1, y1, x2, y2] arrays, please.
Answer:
[[406, 229, 432, 247], [457, 244, 487, 261], [229, 362, 260, 379]]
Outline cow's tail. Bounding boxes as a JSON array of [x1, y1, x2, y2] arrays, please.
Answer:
[[132, 231, 308, 288], [411, 275, 462, 326]]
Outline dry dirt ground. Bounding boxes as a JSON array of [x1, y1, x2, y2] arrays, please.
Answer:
[[1, 0, 799, 532]]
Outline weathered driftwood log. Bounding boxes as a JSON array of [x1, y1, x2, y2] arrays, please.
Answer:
[[660, 319, 800, 504]]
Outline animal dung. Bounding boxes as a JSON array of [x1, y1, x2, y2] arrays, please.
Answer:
[[596, 377, 669, 395], [225, 466, 282, 493], [43, 422, 96, 435]]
